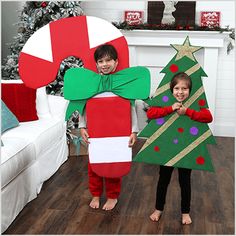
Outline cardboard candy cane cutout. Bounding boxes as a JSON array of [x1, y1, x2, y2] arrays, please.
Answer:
[[19, 16, 150, 178], [19, 16, 129, 88]]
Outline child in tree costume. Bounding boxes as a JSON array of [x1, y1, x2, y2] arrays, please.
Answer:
[[133, 36, 216, 224]]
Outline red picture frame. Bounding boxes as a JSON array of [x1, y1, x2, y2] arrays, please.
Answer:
[[124, 11, 143, 25], [200, 11, 221, 28]]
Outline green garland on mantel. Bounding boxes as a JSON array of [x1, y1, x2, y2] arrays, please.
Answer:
[[112, 21, 233, 34], [112, 21, 235, 53]]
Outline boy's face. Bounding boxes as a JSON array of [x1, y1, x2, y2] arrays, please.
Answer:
[[173, 80, 190, 102], [96, 55, 118, 75]]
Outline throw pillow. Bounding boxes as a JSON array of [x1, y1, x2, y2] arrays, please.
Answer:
[[2, 82, 38, 122], [1, 100, 19, 134]]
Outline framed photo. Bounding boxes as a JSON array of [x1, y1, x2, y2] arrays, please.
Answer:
[[148, 1, 196, 26], [200, 11, 220, 28], [124, 10, 144, 25]]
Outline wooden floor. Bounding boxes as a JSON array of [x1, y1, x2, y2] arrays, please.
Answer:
[[4, 137, 234, 234]]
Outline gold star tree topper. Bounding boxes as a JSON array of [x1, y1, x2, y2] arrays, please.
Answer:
[[171, 36, 202, 61]]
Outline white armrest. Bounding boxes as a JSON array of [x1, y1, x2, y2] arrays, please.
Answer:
[[36, 87, 52, 119], [47, 95, 69, 120]]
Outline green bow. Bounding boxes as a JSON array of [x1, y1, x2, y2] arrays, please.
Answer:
[[64, 66, 150, 120]]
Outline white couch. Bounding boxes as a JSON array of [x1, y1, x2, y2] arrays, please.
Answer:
[[1, 83, 69, 233]]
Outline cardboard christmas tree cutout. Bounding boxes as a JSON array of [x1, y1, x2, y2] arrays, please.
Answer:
[[134, 36, 216, 172]]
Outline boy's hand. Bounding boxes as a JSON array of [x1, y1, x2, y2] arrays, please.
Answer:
[[80, 128, 90, 144], [177, 105, 187, 115], [128, 132, 137, 147], [172, 102, 182, 111]]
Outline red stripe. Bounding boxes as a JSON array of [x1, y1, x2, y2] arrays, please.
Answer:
[[18, 52, 56, 89], [86, 96, 131, 138], [90, 162, 131, 178]]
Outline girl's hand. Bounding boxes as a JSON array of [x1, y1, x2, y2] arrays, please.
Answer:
[[80, 128, 90, 144], [172, 102, 182, 111], [177, 105, 187, 115], [128, 132, 137, 147]]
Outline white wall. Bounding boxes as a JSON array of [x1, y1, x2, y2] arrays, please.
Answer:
[[81, 1, 235, 28], [81, 1, 147, 23], [214, 40, 235, 136]]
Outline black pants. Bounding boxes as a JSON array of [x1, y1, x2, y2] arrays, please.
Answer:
[[155, 166, 192, 213]]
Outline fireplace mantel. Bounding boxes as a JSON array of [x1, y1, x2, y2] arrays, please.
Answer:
[[122, 30, 230, 134], [122, 30, 229, 47]]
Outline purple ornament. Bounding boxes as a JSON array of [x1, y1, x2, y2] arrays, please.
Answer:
[[162, 95, 169, 103], [156, 118, 165, 125], [190, 126, 199, 136], [173, 138, 178, 144]]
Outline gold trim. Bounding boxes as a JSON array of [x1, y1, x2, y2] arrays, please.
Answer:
[[185, 64, 201, 76], [164, 130, 212, 166], [184, 86, 204, 107], [139, 113, 179, 152], [153, 83, 170, 97]]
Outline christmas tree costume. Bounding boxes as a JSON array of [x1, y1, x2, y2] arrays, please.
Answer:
[[134, 36, 216, 172]]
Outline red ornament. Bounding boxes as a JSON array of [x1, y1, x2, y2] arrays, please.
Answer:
[[176, 25, 183, 30], [154, 146, 160, 152], [198, 99, 206, 106], [41, 2, 47, 8], [177, 127, 184, 133], [196, 156, 205, 165], [186, 25, 190, 30], [169, 64, 179, 73]]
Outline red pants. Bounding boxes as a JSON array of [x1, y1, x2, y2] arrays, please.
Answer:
[[88, 163, 121, 199]]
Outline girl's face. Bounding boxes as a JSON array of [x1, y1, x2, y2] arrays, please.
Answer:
[[172, 80, 190, 102], [96, 55, 118, 75]]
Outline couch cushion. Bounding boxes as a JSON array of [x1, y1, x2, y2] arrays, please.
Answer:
[[2, 81, 38, 122], [1, 100, 19, 135], [1, 137, 36, 188], [2, 118, 66, 157]]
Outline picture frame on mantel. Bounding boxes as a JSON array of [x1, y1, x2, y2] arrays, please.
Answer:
[[124, 10, 144, 25], [148, 1, 196, 26], [200, 11, 221, 28]]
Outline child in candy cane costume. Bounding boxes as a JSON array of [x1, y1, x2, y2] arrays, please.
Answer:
[[18, 16, 150, 210], [79, 44, 139, 210]]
